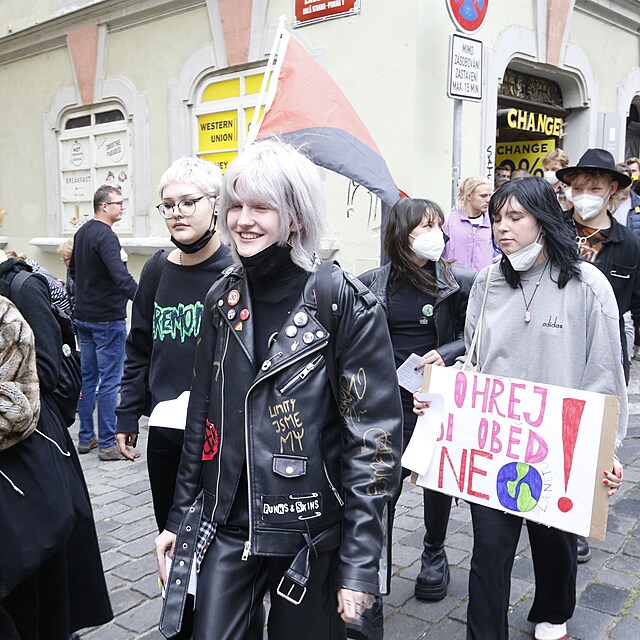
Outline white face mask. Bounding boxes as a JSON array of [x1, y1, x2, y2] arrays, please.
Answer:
[[564, 186, 572, 202], [505, 231, 544, 272], [572, 190, 611, 221], [410, 230, 445, 262], [544, 171, 559, 186]]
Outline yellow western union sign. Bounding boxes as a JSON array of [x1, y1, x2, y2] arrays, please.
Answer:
[[198, 111, 238, 152]]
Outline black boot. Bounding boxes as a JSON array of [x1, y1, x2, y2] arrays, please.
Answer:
[[414, 489, 452, 601], [414, 542, 450, 601], [577, 535, 591, 563]]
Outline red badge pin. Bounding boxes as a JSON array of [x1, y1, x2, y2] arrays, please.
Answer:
[[202, 419, 219, 461], [239, 308, 250, 321], [227, 290, 240, 306]]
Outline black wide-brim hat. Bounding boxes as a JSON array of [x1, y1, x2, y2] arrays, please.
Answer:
[[556, 148, 632, 188]]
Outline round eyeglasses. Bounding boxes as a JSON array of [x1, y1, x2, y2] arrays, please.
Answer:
[[156, 195, 209, 219]]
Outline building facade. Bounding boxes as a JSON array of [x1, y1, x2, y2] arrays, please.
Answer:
[[0, 0, 639, 278]]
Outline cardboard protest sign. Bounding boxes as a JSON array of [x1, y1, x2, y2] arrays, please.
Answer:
[[402, 365, 619, 540]]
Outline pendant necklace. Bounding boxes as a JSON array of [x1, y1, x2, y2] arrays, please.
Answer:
[[518, 261, 549, 323], [576, 227, 603, 246], [573, 219, 603, 247]]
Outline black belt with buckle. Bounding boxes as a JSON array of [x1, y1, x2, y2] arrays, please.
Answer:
[[276, 524, 342, 606]]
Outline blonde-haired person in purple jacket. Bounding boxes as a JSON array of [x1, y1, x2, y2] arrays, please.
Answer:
[[443, 176, 499, 272]]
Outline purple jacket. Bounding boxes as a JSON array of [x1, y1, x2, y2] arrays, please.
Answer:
[[442, 208, 499, 272]]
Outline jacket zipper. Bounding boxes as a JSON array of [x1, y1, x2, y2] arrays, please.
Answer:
[[212, 328, 231, 522], [241, 340, 329, 560], [279, 354, 324, 394], [323, 460, 344, 506]]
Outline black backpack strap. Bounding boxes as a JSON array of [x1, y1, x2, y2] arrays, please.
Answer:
[[315, 261, 340, 404], [9, 269, 32, 302], [146, 250, 170, 296]]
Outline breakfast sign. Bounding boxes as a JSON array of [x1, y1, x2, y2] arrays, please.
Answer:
[[402, 366, 619, 540]]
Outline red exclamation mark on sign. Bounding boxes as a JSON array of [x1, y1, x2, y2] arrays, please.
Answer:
[[557, 397, 586, 513]]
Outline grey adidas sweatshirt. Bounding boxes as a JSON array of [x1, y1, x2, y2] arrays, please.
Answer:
[[460, 259, 628, 448]]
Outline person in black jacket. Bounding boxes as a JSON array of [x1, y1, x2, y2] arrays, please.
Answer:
[[360, 198, 474, 609], [0, 254, 112, 640], [556, 148, 640, 564], [155, 140, 402, 640], [556, 149, 640, 385]]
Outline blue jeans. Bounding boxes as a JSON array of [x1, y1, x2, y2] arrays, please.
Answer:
[[76, 319, 127, 449]]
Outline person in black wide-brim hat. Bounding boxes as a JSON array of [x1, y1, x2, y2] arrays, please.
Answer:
[[556, 147, 640, 566], [556, 147, 632, 189]]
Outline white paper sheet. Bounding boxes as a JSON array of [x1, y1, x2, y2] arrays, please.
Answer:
[[401, 392, 445, 475], [396, 353, 426, 393], [148, 391, 190, 430]]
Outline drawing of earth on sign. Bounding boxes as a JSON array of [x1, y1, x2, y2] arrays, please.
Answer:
[[496, 462, 542, 512]]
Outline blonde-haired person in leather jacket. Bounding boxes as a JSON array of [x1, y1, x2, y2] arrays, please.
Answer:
[[155, 140, 402, 640]]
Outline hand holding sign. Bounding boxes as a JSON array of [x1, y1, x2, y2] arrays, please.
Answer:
[[401, 393, 444, 475], [403, 365, 619, 540]]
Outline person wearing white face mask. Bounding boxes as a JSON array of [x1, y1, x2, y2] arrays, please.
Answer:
[[556, 149, 640, 376], [414, 177, 627, 640], [360, 198, 475, 613], [556, 149, 640, 565]]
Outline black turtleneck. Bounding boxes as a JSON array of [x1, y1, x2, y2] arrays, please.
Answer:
[[227, 244, 308, 527], [240, 244, 308, 365]]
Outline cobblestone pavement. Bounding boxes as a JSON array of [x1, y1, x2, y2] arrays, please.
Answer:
[[74, 368, 640, 640]]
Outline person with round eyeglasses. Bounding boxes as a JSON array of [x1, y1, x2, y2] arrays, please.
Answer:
[[116, 158, 232, 638]]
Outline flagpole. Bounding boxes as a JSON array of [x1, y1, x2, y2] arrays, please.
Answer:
[[245, 15, 288, 148]]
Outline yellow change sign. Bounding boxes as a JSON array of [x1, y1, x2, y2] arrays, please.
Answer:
[[496, 139, 556, 177]]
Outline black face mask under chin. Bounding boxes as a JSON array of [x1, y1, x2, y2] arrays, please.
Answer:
[[238, 243, 293, 281], [171, 211, 216, 254], [171, 229, 213, 254]]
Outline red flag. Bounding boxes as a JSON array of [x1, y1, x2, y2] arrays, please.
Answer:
[[249, 26, 403, 208]]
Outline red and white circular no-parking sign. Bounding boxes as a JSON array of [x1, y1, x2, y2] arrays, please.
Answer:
[[446, 0, 489, 34]]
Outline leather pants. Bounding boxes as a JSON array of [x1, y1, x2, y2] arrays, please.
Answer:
[[194, 525, 346, 640]]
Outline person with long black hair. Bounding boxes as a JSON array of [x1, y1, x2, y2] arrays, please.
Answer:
[[415, 177, 627, 640], [360, 198, 474, 608]]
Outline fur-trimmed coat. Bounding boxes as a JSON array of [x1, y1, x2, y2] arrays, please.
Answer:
[[0, 295, 40, 452]]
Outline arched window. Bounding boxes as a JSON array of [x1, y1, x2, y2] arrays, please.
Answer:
[[194, 67, 266, 173], [59, 105, 133, 234]]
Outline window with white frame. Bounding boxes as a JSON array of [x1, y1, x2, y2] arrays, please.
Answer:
[[195, 68, 267, 173], [59, 106, 133, 234]]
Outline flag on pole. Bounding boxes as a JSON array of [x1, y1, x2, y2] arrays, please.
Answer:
[[246, 18, 403, 208]]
